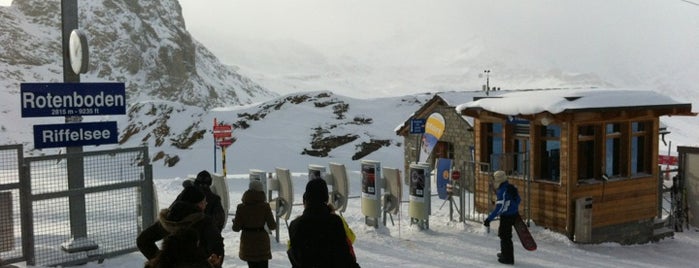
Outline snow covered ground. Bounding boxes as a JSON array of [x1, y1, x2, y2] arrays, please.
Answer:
[[8, 171, 692, 268]]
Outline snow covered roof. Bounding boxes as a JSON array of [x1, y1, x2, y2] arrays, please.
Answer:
[[394, 90, 489, 135], [455, 88, 695, 116]]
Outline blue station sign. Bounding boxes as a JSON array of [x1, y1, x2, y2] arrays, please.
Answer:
[[410, 118, 426, 134], [33, 121, 119, 149], [21, 82, 126, 117]]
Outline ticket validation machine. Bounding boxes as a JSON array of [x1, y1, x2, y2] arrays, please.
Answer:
[[361, 160, 382, 227], [382, 167, 402, 226], [268, 167, 293, 242], [308, 164, 327, 182], [328, 162, 350, 213], [409, 163, 431, 229], [249, 169, 268, 195], [210, 173, 230, 227]]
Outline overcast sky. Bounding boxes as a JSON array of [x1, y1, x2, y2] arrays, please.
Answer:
[[175, 0, 698, 94], [2, 0, 696, 71], [177, 0, 698, 63], [2, 0, 697, 96]]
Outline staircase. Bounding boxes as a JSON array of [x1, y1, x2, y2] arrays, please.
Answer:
[[652, 217, 674, 242]]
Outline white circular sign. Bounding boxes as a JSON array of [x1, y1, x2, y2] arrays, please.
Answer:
[[69, 30, 89, 75]]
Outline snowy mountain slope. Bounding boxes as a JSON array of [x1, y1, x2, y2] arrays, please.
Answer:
[[0, 0, 277, 152], [121, 90, 437, 178]]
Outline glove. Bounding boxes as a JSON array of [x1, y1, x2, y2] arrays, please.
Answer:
[[483, 219, 491, 227]]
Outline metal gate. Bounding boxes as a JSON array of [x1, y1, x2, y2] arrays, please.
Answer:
[[1, 145, 155, 267], [0, 144, 24, 265]]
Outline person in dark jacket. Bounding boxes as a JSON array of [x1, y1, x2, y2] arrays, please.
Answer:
[[483, 170, 521, 265], [145, 227, 218, 268], [137, 185, 224, 267], [288, 178, 360, 268], [184, 170, 226, 232], [232, 180, 277, 268]]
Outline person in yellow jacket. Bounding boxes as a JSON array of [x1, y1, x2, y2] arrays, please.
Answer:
[[330, 204, 356, 258]]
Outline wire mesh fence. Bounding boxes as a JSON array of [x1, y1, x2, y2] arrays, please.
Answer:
[[18, 146, 153, 267], [0, 144, 24, 266]]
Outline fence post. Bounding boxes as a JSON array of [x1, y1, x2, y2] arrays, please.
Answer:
[[19, 162, 35, 265], [141, 149, 155, 227]]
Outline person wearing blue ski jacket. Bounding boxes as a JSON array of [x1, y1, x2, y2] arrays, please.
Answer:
[[484, 170, 521, 265]]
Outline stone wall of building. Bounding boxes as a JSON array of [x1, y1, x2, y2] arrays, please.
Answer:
[[401, 106, 474, 189]]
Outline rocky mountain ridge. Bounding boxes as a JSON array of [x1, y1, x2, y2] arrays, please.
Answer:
[[0, 0, 278, 167]]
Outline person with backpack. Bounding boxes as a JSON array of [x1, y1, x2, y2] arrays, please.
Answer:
[[287, 178, 360, 268], [183, 170, 227, 232], [483, 170, 521, 265], [137, 185, 224, 267]]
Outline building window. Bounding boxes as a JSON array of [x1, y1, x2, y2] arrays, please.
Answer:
[[576, 120, 654, 183], [513, 121, 530, 176], [434, 141, 454, 160], [605, 123, 623, 177], [538, 125, 560, 182], [481, 122, 503, 171], [631, 121, 652, 175], [513, 138, 529, 176], [578, 125, 599, 181]]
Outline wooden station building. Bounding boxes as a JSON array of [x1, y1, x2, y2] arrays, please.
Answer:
[[456, 88, 695, 244]]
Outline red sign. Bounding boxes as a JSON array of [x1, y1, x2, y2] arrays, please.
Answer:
[[217, 138, 233, 147], [658, 155, 678, 166], [213, 124, 233, 138], [451, 170, 461, 180]]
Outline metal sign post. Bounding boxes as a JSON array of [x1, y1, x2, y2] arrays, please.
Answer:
[[60, 0, 96, 253], [213, 119, 233, 176]]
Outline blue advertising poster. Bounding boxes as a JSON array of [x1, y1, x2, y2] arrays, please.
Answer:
[[436, 158, 452, 200], [33, 121, 118, 149]]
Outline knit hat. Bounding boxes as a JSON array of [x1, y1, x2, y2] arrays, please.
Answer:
[[195, 170, 212, 186], [249, 180, 264, 192], [493, 170, 507, 186], [177, 185, 205, 204], [303, 178, 329, 204], [166, 201, 199, 221]]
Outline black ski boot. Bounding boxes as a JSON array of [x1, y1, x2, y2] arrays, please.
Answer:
[[497, 253, 514, 265]]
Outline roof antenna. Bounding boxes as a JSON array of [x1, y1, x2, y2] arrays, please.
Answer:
[[482, 69, 491, 96]]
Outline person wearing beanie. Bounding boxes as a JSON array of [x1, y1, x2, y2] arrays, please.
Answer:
[[188, 170, 226, 232], [231, 180, 277, 268], [177, 184, 207, 205], [137, 185, 225, 267], [287, 179, 360, 268], [196, 170, 213, 186], [484, 170, 521, 265]]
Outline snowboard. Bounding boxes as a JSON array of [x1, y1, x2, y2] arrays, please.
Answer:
[[514, 214, 537, 251]]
